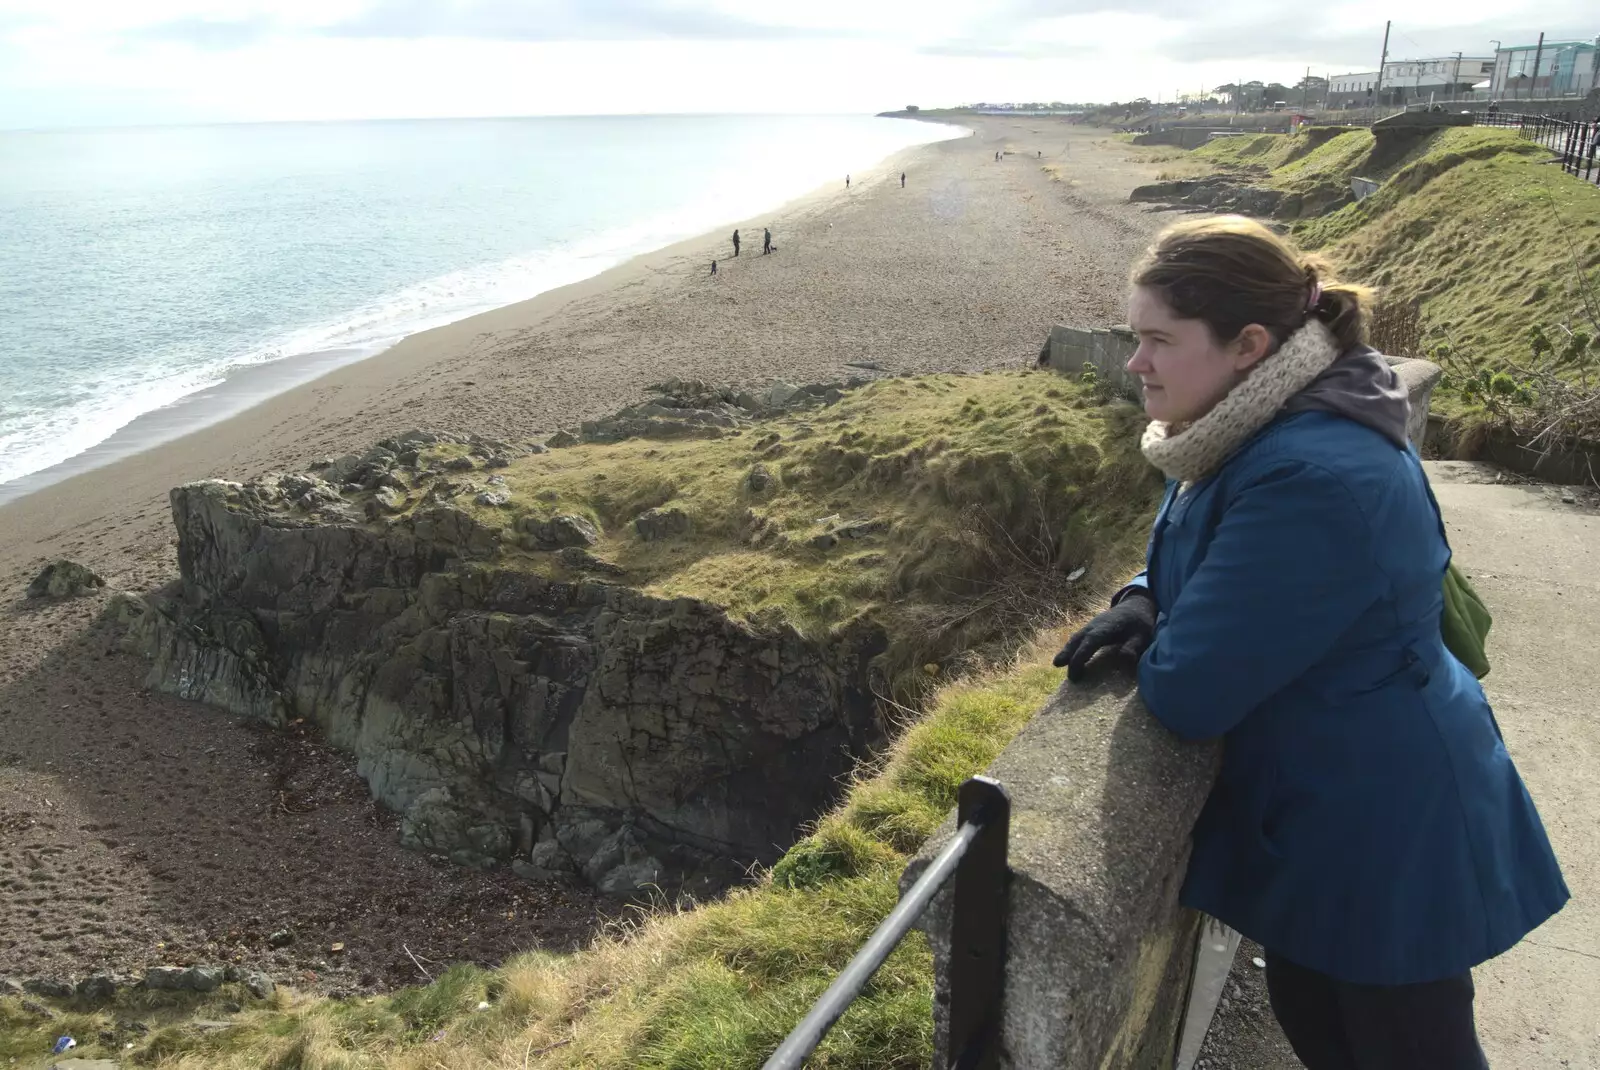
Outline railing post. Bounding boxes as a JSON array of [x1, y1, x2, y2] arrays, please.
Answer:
[[947, 776, 1011, 1070]]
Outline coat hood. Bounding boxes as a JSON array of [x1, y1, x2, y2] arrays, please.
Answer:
[[1282, 344, 1411, 449]]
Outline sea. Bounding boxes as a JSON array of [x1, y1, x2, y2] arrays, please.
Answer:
[[0, 114, 964, 500]]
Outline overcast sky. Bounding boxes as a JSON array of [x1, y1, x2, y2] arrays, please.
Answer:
[[1, 0, 1595, 129]]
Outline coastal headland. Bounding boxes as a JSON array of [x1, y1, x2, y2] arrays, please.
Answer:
[[0, 117, 1170, 993]]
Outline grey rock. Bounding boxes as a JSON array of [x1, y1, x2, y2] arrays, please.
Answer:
[[141, 966, 186, 990], [113, 436, 889, 898], [267, 930, 294, 949], [810, 532, 839, 550], [180, 966, 224, 993], [634, 507, 692, 542], [519, 513, 599, 550], [763, 382, 800, 408], [23, 977, 75, 998], [26, 560, 105, 600], [557, 547, 624, 575], [546, 429, 580, 448], [76, 974, 120, 1002], [318, 453, 362, 483], [369, 486, 409, 516], [746, 464, 774, 494], [444, 456, 477, 472], [475, 489, 512, 508], [1, 976, 23, 996], [241, 970, 276, 1000]]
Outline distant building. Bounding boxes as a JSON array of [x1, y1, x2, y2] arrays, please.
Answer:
[[1326, 71, 1380, 109], [1489, 40, 1600, 99], [1328, 56, 1496, 108]]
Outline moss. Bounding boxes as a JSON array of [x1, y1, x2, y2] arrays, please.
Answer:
[[421, 372, 1160, 701]]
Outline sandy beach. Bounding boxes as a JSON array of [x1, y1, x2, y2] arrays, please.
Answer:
[[0, 117, 1172, 990]]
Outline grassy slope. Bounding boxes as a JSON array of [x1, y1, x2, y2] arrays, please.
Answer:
[[429, 371, 1158, 697], [1, 656, 1069, 1070], [1195, 128, 1600, 365], [1, 373, 1158, 1069]]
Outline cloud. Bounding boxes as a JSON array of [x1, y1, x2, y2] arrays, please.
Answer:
[[1162, 21, 1384, 66], [321, 0, 837, 43], [129, 15, 278, 50], [918, 40, 1099, 59]]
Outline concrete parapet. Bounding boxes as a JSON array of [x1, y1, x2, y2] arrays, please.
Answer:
[[904, 671, 1220, 1068], [1042, 323, 1142, 402], [1386, 355, 1442, 450]]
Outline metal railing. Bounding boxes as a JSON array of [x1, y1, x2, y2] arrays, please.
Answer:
[[764, 776, 1012, 1070], [1477, 111, 1600, 185]]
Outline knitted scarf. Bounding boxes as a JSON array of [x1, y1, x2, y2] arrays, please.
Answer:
[[1140, 320, 1340, 484]]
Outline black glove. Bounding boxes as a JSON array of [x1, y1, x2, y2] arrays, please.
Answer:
[[1053, 589, 1157, 682]]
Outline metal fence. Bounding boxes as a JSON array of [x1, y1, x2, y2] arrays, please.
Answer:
[[1477, 111, 1600, 185], [764, 776, 1012, 1070]]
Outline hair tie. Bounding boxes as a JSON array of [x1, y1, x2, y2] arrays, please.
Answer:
[[1305, 282, 1323, 314]]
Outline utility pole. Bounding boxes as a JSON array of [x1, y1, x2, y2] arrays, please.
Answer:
[[1529, 32, 1544, 104], [1302, 66, 1310, 111], [1451, 51, 1462, 102], [1375, 20, 1392, 107]]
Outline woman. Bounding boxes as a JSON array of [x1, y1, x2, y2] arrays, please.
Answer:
[[1056, 217, 1567, 1069]]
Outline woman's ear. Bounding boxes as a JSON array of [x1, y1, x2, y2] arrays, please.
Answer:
[[1231, 324, 1274, 371]]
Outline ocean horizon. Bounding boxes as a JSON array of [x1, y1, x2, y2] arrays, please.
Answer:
[[0, 113, 964, 500]]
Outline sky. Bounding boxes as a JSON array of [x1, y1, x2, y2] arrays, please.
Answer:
[[0, 0, 1595, 129]]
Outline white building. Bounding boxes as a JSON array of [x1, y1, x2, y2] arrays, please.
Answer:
[[1326, 71, 1379, 108], [1382, 55, 1496, 93], [1328, 56, 1496, 108]]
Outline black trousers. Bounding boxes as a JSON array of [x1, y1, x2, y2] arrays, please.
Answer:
[[1265, 952, 1490, 1070]]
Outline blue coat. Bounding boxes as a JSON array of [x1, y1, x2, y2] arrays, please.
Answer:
[[1128, 409, 1568, 985]]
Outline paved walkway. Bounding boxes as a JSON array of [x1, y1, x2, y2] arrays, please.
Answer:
[[1429, 462, 1600, 1069], [1201, 461, 1600, 1069]]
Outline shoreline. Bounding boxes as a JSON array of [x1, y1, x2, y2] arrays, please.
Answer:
[[0, 118, 968, 507]]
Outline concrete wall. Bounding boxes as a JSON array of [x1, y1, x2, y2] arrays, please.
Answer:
[[1041, 323, 1142, 401], [904, 672, 1218, 1069], [911, 338, 1443, 1068], [1130, 128, 1231, 149]]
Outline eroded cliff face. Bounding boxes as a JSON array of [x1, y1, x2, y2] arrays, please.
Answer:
[[118, 459, 887, 897]]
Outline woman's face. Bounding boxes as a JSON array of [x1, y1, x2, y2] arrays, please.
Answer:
[[1126, 286, 1268, 424]]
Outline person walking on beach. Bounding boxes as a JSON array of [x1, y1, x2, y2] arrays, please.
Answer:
[[900, 171, 906, 187], [762, 228, 772, 255], [845, 174, 850, 189], [1057, 216, 1567, 1070], [709, 259, 717, 276], [731, 229, 740, 257]]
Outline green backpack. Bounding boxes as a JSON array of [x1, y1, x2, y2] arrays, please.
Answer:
[[1441, 561, 1492, 679]]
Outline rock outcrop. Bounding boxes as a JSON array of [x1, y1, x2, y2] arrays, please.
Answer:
[[115, 418, 889, 897], [27, 560, 106, 600], [1129, 175, 1349, 220]]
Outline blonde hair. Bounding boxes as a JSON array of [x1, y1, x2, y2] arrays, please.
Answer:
[[1132, 216, 1372, 351]]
